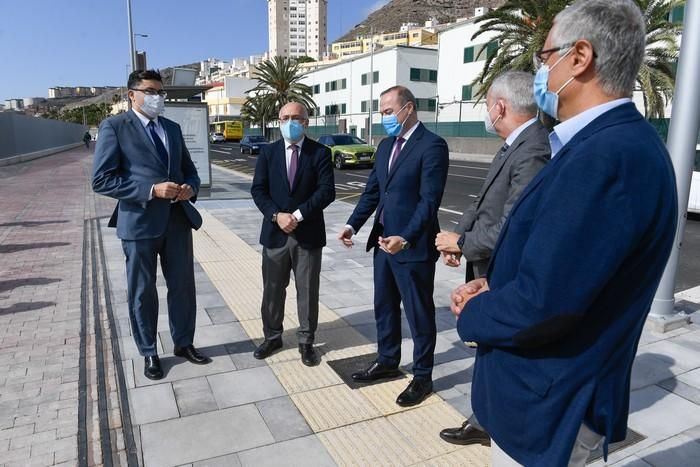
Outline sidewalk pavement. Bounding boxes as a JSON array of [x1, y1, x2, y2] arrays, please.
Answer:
[[1, 148, 699, 466]]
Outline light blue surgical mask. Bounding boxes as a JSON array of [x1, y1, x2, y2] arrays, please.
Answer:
[[533, 48, 574, 119], [382, 102, 410, 137], [483, 102, 502, 135], [280, 119, 305, 142]]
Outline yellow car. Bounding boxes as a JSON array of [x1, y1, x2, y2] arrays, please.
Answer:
[[318, 134, 376, 169]]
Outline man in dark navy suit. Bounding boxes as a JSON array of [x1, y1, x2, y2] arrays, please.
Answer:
[[451, 1, 677, 465], [93, 70, 210, 381], [338, 86, 449, 407], [251, 102, 335, 366]]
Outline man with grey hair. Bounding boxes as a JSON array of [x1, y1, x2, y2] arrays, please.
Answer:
[[436, 71, 549, 447], [450, 1, 677, 466]]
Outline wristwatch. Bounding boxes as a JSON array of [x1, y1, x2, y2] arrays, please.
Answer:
[[271, 212, 279, 223], [456, 233, 466, 251], [400, 239, 411, 250]]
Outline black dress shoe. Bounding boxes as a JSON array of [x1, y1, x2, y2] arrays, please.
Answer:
[[439, 420, 491, 446], [299, 343, 320, 366], [174, 345, 212, 365], [144, 356, 163, 380], [351, 361, 402, 382], [253, 339, 283, 360], [396, 378, 433, 407]]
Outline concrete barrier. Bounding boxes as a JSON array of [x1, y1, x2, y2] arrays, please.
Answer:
[[0, 112, 87, 165]]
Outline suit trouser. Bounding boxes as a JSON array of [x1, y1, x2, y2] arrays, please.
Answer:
[[122, 204, 197, 357], [491, 422, 604, 466], [373, 248, 437, 379], [261, 235, 322, 344], [465, 259, 488, 430]]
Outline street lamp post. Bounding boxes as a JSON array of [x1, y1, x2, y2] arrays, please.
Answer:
[[368, 26, 375, 145], [127, 0, 136, 72]]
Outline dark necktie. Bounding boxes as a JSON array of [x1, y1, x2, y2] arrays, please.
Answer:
[[496, 143, 510, 159], [147, 120, 169, 169], [388, 137, 406, 172], [288, 144, 299, 188]]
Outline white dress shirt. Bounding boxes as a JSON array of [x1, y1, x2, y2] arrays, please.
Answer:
[[505, 117, 538, 146], [283, 136, 305, 222], [132, 109, 169, 154]]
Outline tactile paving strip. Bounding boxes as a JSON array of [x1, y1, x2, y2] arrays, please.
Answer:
[[291, 384, 382, 432], [410, 446, 491, 466], [318, 417, 424, 466], [388, 403, 466, 459], [270, 360, 344, 394]]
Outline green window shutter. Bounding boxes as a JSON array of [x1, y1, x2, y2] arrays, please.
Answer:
[[462, 85, 472, 101], [410, 68, 420, 81], [429, 70, 438, 82], [487, 41, 498, 59], [325, 82, 330, 92], [341, 103, 347, 114], [361, 101, 367, 112], [373, 71, 379, 83], [464, 47, 474, 63], [341, 78, 347, 89], [361, 74, 367, 86], [670, 5, 684, 23], [372, 100, 378, 112], [428, 99, 436, 112]]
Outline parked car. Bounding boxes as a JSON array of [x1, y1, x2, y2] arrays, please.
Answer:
[[240, 135, 270, 154], [209, 132, 225, 144], [318, 134, 376, 169]]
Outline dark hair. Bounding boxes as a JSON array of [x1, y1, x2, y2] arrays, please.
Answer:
[[380, 85, 417, 109], [128, 69, 162, 89]]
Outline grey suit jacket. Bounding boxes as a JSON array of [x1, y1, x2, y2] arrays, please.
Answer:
[[455, 120, 550, 277]]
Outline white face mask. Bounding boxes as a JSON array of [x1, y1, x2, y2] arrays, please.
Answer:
[[484, 102, 502, 135], [139, 94, 165, 118]]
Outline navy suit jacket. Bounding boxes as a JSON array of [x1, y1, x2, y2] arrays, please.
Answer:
[[348, 122, 449, 263], [92, 110, 202, 240], [457, 103, 677, 466], [251, 137, 335, 249]]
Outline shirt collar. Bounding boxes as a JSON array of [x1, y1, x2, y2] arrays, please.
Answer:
[[399, 120, 420, 143], [284, 135, 305, 150], [549, 98, 632, 158], [131, 108, 159, 128], [505, 117, 538, 147]]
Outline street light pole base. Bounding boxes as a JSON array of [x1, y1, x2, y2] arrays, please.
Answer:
[[647, 309, 692, 333]]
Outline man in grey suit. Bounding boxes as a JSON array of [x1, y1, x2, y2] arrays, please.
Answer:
[[93, 70, 211, 381], [435, 71, 550, 445]]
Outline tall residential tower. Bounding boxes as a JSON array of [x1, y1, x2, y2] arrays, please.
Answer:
[[268, 0, 328, 60]]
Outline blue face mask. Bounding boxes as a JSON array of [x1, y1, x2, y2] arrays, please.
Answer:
[[533, 48, 574, 119], [280, 119, 305, 142], [382, 102, 410, 137]]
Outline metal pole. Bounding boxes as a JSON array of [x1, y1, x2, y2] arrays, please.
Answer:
[[127, 0, 136, 72], [434, 95, 439, 129], [649, 1, 700, 321], [368, 26, 374, 145]]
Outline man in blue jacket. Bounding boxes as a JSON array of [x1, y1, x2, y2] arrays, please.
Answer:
[[338, 86, 449, 407], [251, 102, 335, 366], [451, 1, 677, 465], [93, 70, 210, 381]]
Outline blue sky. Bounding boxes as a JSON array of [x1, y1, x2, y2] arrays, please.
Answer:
[[0, 0, 391, 103]]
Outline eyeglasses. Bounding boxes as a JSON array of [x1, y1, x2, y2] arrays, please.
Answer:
[[279, 116, 307, 123], [533, 43, 573, 70], [130, 88, 167, 97]]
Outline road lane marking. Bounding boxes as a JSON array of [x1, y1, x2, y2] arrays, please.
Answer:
[[211, 149, 229, 154], [439, 207, 463, 215]]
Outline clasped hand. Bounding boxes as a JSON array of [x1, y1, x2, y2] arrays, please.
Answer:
[[450, 278, 489, 317], [153, 182, 194, 201], [276, 213, 298, 234]]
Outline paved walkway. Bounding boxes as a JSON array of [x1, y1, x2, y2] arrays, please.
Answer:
[[1, 149, 700, 466]]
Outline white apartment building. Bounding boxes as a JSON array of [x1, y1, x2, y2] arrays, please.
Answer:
[[300, 45, 438, 141], [204, 76, 257, 122], [268, 0, 328, 60]]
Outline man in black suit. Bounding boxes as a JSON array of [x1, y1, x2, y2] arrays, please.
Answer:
[[435, 71, 550, 446], [250, 102, 335, 366]]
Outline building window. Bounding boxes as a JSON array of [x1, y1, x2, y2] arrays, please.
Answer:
[[360, 99, 379, 112], [324, 78, 346, 92], [669, 5, 684, 23], [415, 98, 436, 112], [409, 68, 437, 83], [361, 71, 379, 86], [464, 46, 474, 63], [312, 84, 320, 94], [462, 85, 473, 101]]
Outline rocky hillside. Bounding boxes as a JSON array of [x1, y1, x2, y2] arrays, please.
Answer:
[[337, 0, 505, 42]]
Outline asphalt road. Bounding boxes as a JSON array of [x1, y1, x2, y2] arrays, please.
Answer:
[[209, 141, 699, 292]]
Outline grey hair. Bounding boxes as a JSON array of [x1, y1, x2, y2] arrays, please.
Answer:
[[551, 0, 645, 97], [488, 71, 538, 116], [380, 85, 418, 109]]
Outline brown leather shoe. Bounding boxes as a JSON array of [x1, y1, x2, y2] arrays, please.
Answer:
[[439, 420, 491, 446]]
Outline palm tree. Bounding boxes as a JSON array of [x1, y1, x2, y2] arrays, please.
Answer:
[[470, 0, 682, 119], [247, 56, 316, 119], [241, 94, 275, 138]]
